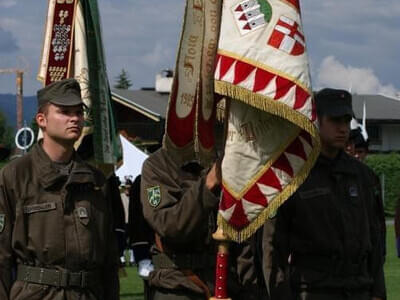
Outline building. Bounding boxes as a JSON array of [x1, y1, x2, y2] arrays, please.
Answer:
[[111, 76, 400, 153], [352, 94, 400, 152]]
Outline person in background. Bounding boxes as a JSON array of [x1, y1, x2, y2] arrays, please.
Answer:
[[346, 127, 386, 258]]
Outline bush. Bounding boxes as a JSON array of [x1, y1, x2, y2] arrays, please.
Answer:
[[366, 153, 400, 216]]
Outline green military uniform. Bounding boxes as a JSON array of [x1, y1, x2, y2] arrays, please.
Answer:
[[0, 78, 119, 300], [263, 152, 386, 300], [0, 143, 119, 300], [263, 88, 386, 300], [141, 148, 266, 300]]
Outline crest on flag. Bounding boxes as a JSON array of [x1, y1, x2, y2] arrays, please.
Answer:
[[232, 0, 272, 35], [215, 0, 320, 242], [268, 16, 305, 56], [38, 0, 121, 168]]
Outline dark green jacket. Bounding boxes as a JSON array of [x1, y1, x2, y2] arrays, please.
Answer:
[[141, 148, 267, 299], [0, 143, 119, 300], [264, 151, 386, 299]]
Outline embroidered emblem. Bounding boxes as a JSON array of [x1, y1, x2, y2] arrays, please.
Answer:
[[77, 207, 89, 219], [0, 214, 5, 233], [147, 186, 161, 208], [268, 15, 305, 55], [232, 0, 272, 35], [349, 185, 358, 197]]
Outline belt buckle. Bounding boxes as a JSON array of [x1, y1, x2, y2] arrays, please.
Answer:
[[38, 268, 45, 284]]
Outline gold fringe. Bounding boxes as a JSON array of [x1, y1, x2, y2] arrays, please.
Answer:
[[215, 80, 319, 141], [218, 136, 320, 243], [215, 80, 321, 242]]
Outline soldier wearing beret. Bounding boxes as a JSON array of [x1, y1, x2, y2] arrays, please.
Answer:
[[0, 78, 119, 300], [263, 88, 386, 300]]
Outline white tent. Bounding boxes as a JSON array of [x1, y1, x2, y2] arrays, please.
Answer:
[[116, 135, 148, 184]]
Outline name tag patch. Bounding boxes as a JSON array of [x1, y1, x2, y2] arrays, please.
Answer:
[[23, 202, 57, 214]]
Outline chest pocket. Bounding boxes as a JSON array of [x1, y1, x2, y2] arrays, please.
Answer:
[[71, 184, 107, 260], [22, 196, 64, 263]]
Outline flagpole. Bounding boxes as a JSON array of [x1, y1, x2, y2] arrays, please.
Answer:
[[210, 228, 231, 300], [210, 97, 231, 300]]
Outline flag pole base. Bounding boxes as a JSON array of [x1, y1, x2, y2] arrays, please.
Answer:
[[210, 228, 231, 300]]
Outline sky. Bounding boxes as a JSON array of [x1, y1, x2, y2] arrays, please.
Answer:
[[0, 0, 399, 98]]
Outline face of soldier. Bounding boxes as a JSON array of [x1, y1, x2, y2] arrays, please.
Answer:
[[319, 115, 351, 152], [355, 147, 368, 162], [37, 104, 84, 145]]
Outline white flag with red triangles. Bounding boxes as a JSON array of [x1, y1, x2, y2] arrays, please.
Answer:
[[215, 0, 320, 242]]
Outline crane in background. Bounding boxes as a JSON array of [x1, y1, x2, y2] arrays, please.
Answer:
[[0, 68, 25, 130]]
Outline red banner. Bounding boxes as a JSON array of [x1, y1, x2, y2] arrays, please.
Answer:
[[44, 0, 77, 85]]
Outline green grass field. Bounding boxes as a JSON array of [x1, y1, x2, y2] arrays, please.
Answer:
[[120, 224, 400, 300]]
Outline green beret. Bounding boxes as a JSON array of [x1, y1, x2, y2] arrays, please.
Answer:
[[315, 88, 353, 117], [37, 78, 83, 108]]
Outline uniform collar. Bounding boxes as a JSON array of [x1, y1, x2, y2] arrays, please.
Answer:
[[31, 142, 103, 189], [317, 151, 357, 174]]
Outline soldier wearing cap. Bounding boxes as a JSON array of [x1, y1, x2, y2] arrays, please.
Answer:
[[263, 88, 386, 300], [0, 78, 119, 300]]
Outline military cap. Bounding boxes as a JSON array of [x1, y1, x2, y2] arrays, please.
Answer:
[[37, 78, 83, 108], [315, 88, 353, 117]]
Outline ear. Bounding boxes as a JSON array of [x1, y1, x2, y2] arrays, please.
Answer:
[[36, 113, 47, 129]]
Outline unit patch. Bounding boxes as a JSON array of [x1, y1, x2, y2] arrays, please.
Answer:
[[147, 186, 161, 208], [349, 185, 358, 197], [77, 207, 89, 219], [0, 214, 5, 233]]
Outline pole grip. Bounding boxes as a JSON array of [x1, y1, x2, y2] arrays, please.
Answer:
[[210, 228, 231, 300]]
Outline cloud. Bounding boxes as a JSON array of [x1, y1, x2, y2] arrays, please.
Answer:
[[316, 56, 399, 97], [0, 27, 19, 53], [0, 0, 17, 8]]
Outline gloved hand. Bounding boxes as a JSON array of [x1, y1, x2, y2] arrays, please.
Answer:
[[138, 259, 154, 279]]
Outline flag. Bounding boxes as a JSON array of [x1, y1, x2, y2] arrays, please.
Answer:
[[163, 0, 222, 167], [38, 0, 121, 167], [215, 0, 320, 242]]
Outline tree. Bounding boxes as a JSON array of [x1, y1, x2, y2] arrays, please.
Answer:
[[0, 110, 14, 149], [114, 69, 132, 89]]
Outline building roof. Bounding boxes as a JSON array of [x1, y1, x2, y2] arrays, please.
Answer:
[[111, 89, 169, 122], [111, 89, 400, 122], [352, 94, 400, 121]]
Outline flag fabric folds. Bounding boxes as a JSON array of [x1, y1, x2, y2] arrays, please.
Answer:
[[38, 0, 120, 166], [163, 0, 222, 168], [215, 0, 320, 242]]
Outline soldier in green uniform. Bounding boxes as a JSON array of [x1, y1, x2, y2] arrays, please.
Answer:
[[263, 88, 386, 300], [140, 149, 267, 300], [0, 78, 119, 300]]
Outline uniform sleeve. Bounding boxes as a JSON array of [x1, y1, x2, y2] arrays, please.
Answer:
[[102, 180, 120, 300], [140, 157, 219, 244], [262, 201, 293, 300], [108, 175, 126, 257], [367, 171, 386, 299], [0, 170, 14, 300]]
